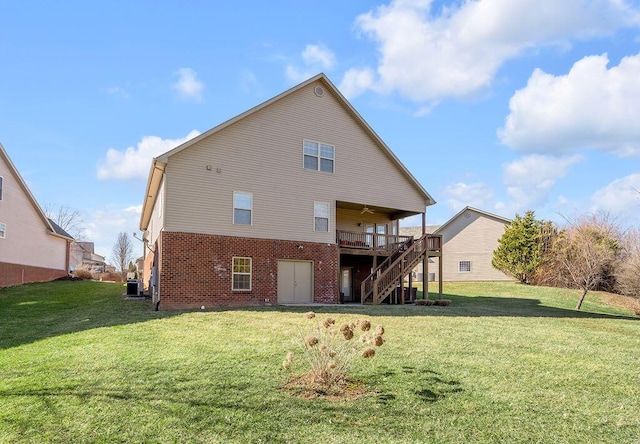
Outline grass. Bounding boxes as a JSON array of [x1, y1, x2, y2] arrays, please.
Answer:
[[0, 280, 638, 443]]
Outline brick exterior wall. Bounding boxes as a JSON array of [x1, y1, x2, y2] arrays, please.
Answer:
[[158, 231, 340, 309], [340, 254, 376, 302], [0, 262, 68, 287]]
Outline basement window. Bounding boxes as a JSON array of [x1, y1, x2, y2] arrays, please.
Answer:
[[232, 257, 252, 291], [459, 260, 471, 273], [0, 222, 5, 238]]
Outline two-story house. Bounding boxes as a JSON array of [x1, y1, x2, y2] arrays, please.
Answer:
[[0, 143, 73, 286], [139, 74, 441, 309], [69, 241, 107, 273]]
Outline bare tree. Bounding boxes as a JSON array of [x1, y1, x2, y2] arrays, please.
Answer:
[[44, 203, 86, 240], [111, 232, 135, 282], [616, 227, 640, 298], [551, 214, 622, 310]]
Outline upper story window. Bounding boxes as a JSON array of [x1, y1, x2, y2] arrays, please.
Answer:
[[233, 192, 252, 225], [303, 140, 334, 173], [0, 222, 5, 238], [314, 202, 329, 232], [0, 176, 3, 200], [459, 260, 471, 273]]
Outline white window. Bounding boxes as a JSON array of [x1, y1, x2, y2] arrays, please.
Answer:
[[459, 260, 471, 273], [0, 222, 5, 238], [233, 192, 252, 225], [314, 202, 329, 232], [232, 257, 252, 291], [303, 140, 334, 173]]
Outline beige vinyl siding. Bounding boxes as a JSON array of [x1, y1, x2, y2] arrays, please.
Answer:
[[146, 178, 165, 246], [436, 211, 512, 282], [336, 208, 394, 233], [0, 156, 67, 270], [164, 81, 426, 243]]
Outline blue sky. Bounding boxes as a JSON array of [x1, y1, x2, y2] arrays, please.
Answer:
[[1, 0, 639, 259]]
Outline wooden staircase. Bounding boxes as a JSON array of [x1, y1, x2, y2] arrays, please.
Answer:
[[361, 233, 434, 304]]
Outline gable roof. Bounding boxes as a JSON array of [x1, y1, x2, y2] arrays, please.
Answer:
[[48, 218, 74, 239], [140, 73, 436, 230], [0, 142, 74, 241], [433, 206, 511, 234]]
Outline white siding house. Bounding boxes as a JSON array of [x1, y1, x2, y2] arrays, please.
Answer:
[[0, 143, 73, 286]]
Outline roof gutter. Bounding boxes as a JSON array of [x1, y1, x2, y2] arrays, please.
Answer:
[[139, 160, 166, 230]]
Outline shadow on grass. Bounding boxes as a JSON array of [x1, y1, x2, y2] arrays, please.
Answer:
[[2, 281, 636, 350], [238, 293, 639, 321], [0, 280, 181, 350], [370, 366, 463, 405]]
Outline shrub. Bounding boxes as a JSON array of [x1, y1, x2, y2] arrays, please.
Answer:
[[283, 313, 385, 394], [72, 268, 96, 280]]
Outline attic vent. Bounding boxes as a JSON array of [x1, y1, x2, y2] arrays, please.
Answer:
[[314, 86, 325, 97]]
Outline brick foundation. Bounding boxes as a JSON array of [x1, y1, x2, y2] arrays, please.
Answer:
[[0, 262, 68, 287], [158, 232, 340, 309]]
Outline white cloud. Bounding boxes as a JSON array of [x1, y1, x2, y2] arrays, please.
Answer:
[[302, 44, 336, 70], [499, 53, 640, 156], [173, 68, 204, 102], [346, 0, 639, 103], [286, 44, 336, 83], [239, 70, 262, 95], [339, 67, 376, 99], [97, 130, 200, 181], [107, 86, 129, 98], [81, 205, 144, 261], [502, 154, 582, 210], [591, 173, 640, 221], [440, 181, 495, 212]]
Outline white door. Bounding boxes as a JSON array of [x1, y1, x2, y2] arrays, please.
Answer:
[[277, 261, 313, 303]]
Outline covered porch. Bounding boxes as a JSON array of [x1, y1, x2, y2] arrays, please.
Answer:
[[335, 201, 442, 304]]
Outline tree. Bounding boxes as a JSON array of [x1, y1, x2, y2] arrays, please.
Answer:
[[616, 227, 640, 298], [492, 211, 550, 284], [550, 214, 622, 310], [111, 232, 135, 282], [44, 204, 86, 240]]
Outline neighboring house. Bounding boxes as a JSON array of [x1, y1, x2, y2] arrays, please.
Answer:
[[69, 241, 107, 272], [139, 73, 440, 309], [403, 207, 513, 282], [0, 143, 74, 287]]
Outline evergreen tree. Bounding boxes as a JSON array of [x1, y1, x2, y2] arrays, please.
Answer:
[[492, 211, 546, 284]]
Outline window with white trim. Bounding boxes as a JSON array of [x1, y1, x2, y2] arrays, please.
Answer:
[[459, 260, 471, 273], [303, 140, 334, 173], [0, 222, 5, 238], [233, 191, 252, 225], [232, 257, 252, 291], [314, 202, 329, 232]]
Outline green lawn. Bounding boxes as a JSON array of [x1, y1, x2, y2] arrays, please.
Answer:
[[1, 280, 638, 443]]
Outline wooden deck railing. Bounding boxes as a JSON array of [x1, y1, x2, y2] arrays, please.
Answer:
[[337, 230, 442, 253], [337, 230, 412, 253], [360, 233, 443, 304]]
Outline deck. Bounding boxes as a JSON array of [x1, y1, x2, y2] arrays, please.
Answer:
[[337, 230, 442, 256]]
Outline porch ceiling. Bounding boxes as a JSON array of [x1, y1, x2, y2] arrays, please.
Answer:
[[336, 200, 421, 220]]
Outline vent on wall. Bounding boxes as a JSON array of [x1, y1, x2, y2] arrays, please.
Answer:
[[314, 86, 325, 97]]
